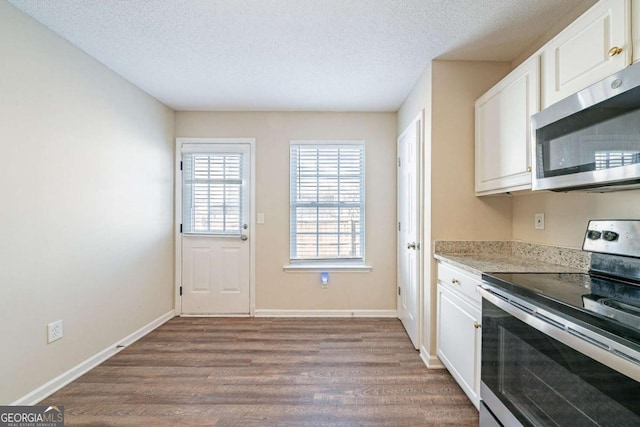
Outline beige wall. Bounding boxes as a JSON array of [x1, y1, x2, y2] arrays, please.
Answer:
[[512, 191, 640, 248], [428, 60, 513, 355], [430, 61, 512, 242], [0, 3, 175, 404], [175, 112, 397, 311], [398, 64, 432, 134], [397, 60, 513, 360]]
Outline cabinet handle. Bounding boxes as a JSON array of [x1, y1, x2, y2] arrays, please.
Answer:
[[608, 46, 623, 57], [451, 278, 460, 285], [474, 322, 482, 329]]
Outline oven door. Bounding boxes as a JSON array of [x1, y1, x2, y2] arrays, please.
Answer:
[[480, 292, 640, 427]]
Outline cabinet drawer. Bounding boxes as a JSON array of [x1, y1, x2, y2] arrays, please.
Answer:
[[437, 262, 482, 304]]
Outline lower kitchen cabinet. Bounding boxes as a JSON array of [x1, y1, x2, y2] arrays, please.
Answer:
[[436, 262, 482, 409]]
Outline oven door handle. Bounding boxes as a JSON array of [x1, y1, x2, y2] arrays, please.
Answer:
[[479, 283, 640, 382]]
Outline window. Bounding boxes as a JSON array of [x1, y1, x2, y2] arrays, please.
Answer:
[[289, 141, 365, 262], [182, 152, 243, 234]]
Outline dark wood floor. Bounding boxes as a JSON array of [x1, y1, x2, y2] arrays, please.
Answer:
[[42, 317, 478, 426]]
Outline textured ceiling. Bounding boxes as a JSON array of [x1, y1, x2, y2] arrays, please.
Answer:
[[9, 0, 594, 111]]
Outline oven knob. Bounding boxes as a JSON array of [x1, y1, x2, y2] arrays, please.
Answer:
[[602, 231, 619, 242], [587, 230, 602, 240]]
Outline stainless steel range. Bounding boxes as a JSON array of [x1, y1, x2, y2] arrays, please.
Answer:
[[479, 220, 640, 426]]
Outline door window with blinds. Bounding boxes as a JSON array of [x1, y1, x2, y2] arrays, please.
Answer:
[[182, 150, 245, 234], [290, 141, 365, 261]]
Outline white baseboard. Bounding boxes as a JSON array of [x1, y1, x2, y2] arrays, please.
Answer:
[[180, 314, 251, 317], [11, 310, 175, 406], [116, 310, 175, 347], [254, 309, 398, 318], [420, 346, 445, 369]]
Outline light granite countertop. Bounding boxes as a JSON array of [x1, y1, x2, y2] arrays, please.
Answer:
[[434, 241, 589, 276]]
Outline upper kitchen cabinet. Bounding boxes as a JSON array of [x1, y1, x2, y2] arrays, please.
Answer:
[[475, 55, 539, 196], [542, 0, 632, 108]]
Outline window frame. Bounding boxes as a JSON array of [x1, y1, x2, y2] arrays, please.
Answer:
[[287, 140, 368, 269]]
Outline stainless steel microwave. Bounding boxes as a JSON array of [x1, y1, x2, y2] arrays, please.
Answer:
[[532, 62, 640, 192]]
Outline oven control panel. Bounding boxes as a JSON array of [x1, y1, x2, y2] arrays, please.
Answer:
[[583, 220, 640, 257]]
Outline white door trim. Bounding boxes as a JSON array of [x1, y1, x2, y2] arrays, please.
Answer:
[[174, 137, 256, 316], [397, 111, 424, 349]]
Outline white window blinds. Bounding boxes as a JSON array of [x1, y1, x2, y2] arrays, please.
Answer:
[[290, 142, 365, 261], [182, 152, 243, 234]]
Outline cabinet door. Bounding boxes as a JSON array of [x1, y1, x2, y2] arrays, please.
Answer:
[[475, 55, 539, 196], [437, 284, 481, 409], [542, 0, 631, 108]]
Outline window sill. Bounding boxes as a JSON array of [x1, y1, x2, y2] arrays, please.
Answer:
[[283, 263, 372, 273]]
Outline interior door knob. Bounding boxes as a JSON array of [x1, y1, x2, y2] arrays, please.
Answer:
[[240, 234, 248, 241], [407, 242, 416, 250]]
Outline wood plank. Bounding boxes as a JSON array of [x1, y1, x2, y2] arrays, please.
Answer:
[[41, 318, 478, 426]]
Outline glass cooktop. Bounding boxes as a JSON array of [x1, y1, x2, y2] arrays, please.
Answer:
[[482, 272, 640, 349]]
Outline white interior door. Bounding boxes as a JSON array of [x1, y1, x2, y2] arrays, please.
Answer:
[[180, 143, 251, 315], [398, 115, 422, 349]]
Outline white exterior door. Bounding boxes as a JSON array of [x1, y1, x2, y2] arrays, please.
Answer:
[[397, 114, 422, 349], [180, 142, 251, 315]]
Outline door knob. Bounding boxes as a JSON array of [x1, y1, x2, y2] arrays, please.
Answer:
[[407, 242, 416, 249], [474, 322, 482, 329], [240, 234, 248, 241]]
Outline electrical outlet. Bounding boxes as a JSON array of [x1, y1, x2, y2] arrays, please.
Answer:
[[535, 213, 545, 230], [47, 320, 63, 343]]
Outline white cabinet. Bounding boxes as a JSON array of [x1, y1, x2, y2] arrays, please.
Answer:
[[475, 55, 539, 196], [542, 0, 632, 108], [436, 262, 482, 409]]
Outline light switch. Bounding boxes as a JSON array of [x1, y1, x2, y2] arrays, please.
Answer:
[[257, 213, 265, 224]]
